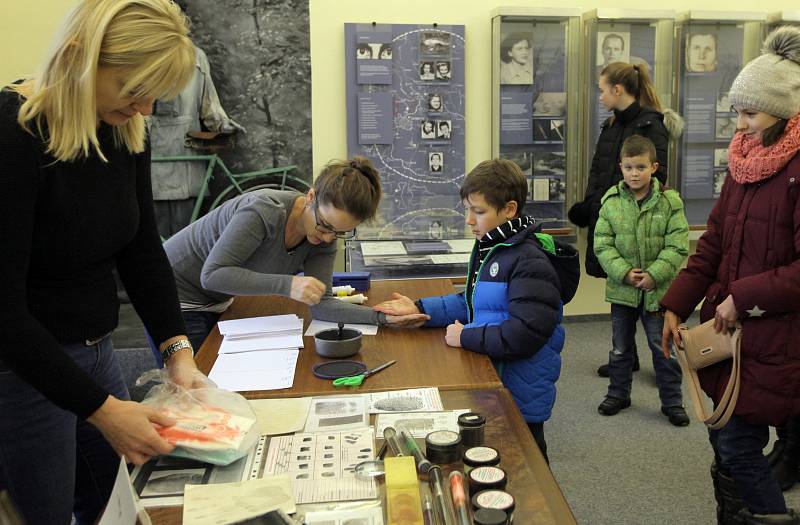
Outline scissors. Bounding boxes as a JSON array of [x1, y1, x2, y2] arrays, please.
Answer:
[[333, 360, 396, 387]]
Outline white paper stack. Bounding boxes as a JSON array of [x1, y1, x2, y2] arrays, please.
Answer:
[[209, 315, 304, 391]]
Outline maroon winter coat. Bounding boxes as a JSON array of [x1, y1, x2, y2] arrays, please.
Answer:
[[660, 152, 800, 426]]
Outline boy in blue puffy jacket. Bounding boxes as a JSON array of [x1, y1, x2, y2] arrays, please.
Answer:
[[373, 159, 579, 460]]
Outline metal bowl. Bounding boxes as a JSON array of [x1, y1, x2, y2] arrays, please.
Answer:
[[314, 326, 363, 358]]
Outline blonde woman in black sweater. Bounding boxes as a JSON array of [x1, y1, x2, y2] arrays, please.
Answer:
[[0, 1, 207, 523]]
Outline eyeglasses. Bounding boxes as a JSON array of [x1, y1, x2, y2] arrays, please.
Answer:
[[312, 202, 357, 240]]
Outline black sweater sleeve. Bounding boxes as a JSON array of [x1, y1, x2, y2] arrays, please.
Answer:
[[114, 144, 187, 347], [0, 97, 108, 420]]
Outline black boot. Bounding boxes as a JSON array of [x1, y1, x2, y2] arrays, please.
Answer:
[[597, 345, 640, 377], [766, 438, 787, 467], [739, 509, 800, 524], [712, 463, 747, 525], [771, 418, 800, 491]]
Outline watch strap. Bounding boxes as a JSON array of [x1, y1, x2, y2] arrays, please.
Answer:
[[161, 339, 193, 363]]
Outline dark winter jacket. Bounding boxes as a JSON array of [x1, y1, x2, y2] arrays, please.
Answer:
[[419, 223, 580, 422], [660, 153, 800, 427], [569, 101, 683, 278]]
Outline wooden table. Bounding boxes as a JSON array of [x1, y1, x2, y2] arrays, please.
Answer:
[[195, 279, 504, 397], [148, 388, 577, 525]]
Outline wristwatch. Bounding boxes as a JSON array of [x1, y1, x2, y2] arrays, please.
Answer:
[[161, 339, 193, 364]]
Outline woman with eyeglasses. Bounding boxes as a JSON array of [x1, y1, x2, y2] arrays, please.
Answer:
[[158, 156, 429, 358]]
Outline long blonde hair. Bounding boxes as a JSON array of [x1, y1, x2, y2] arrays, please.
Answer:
[[11, 0, 195, 162]]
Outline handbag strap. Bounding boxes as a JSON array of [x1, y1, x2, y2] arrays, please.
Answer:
[[674, 329, 741, 429]]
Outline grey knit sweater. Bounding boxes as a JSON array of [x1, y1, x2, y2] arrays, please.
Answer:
[[164, 189, 383, 324]]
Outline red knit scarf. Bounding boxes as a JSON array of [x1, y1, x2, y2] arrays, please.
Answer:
[[728, 114, 800, 184]]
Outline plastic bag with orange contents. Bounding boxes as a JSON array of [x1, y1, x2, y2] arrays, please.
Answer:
[[136, 369, 258, 466]]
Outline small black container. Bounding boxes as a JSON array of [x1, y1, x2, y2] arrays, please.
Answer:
[[425, 430, 462, 464], [468, 466, 507, 496], [462, 446, 500, 474], [472, 490, 516, 523], [474, 508, 509, 525], [457, 412, 486, 447]]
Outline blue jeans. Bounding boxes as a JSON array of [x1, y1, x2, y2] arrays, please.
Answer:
[[0, 336, 129, 525], [710, 415, 786, 514], [607, 302, 683, 407], [147, 310, 219, 366]]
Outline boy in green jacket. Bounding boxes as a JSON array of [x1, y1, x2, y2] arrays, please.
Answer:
[[594, 135, 690, 426]]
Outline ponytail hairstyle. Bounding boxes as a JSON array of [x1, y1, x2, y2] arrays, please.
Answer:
[[11, 0, 195, 163], [313, 156, 383, 222], [601, 62, 663, 113]]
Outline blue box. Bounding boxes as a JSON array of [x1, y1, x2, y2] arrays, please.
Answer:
[[332, 271, 371, 292]]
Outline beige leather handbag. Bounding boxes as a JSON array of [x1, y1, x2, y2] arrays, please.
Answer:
[[675, 319, 742, 429]]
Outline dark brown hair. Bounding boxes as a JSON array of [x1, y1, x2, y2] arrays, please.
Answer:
[[761, 118, 789, 147], [314, 156, 382, 221], [459, 159, 527, 217], [620, 135, 657, 163], [601, 62, 663, 112]]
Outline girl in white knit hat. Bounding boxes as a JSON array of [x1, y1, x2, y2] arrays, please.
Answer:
[[661, 26, 800, 525]]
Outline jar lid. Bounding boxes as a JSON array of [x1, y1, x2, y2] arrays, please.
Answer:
[[472, 490, 516, 513], [425, 430, 461, 448], [463, 446, 500, 467], [474, 508, 508, 525], [469, 466, 507, 485], [458, 412, 486, 427]]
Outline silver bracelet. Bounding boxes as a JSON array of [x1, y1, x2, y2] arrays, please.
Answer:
[[161, 339, 193, 363]]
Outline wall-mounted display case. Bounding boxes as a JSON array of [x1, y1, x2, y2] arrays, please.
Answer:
[[674, 11, 766, 226], [581, 9, 676, 187], [491, 7, 582, 234]]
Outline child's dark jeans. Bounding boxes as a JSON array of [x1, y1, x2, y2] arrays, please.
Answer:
[[607, 300, 683, 407]]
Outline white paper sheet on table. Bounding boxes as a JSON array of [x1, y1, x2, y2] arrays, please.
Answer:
[[304, 319, 378, 337], [218, 314, 303, 336], [430, 253, 471, 265], [304, 395, 369, 432], [249, 397, 312, 436], [264, 428, 378, 504], [375, 410, 470, 438], [304, 506, 384, 525], [219, 334, 304, 354], [209, 350, 298, 391], [360, 241, 407, 256], [445, 239, 475, 252], [367, 387, 443, 413], [182, 475, 295, 525]]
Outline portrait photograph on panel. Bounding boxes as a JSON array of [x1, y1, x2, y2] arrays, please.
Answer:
[[429, 152, 444, 172], [427, 93, 443, 113], [499, 32, 533, 85], [376, 43, 392, 60], [714, 148, 729, 167], [436, 120, 451, 140], [596, 31, 631, 68], [356, 43, 372, 60], [435, 61, 451, 81], [686, 32, 718, 73], [419, 62, 435, 81], [715, 116, 737, 139], [716, 92, 731, 113], [420, 120, 436, 140], [713, 169, 727, 196]]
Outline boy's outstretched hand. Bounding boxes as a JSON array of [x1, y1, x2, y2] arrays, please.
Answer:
[[384, 313, 430, 328], [445, 320, 464, 347], [372, 292, 420, 316]]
